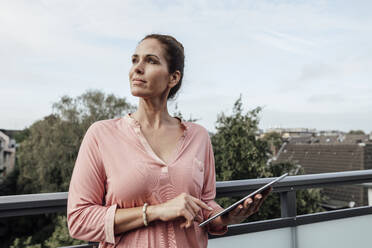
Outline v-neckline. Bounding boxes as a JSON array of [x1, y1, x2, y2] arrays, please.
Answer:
[[142, 132, 185, 166], [126, 113, 187, 166]]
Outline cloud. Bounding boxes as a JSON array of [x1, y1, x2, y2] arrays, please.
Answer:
[[307, 94, 346, 103], [297, 63, 338, 82], [1, 0, 372, 132], [250, 30, 317, 56]]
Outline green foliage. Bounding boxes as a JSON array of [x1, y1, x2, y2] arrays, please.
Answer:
[[0, 165, 19, 196], [44, 216, 84, 247], [212, 96, 270, 181], [348, 130, 365, 135], [16, 114, 68, 193], [16, 90, 135, 194], [53, 90, 135, 125], [262, 131, 283, 154], [212, 96, 324, 221], [9, 215, 84, 248], [2, 90, 134, 247], [10, 236, 41, 248], [3, 214, 57, 248], [13, 128, 31, 144]]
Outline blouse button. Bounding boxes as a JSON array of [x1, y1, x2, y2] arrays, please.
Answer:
[[161, 166, 168, 173]]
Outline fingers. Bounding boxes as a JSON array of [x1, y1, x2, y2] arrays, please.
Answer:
[[194, 215, 203, 222], [182, 214, 203, 226], [240, 198, 254, 216], [253, 187, 272, 212], [181, 196, 206, 228], [184, 202, 198, 223], [225, 191, 272, 225], [176, 193, 214, 228], [191, 196, 213, 211], [179, 208, 194, 228], [241, 195, 262, 216], [254, 196, 265, 212], [187, 197, 211, 225], [243, 197, 253, 208], [252, 194, 263, 212], [188, 198, 202, 215], [230, 204, 244, 216], [187, 199, 203, 222], [184, 202, 195, 216]]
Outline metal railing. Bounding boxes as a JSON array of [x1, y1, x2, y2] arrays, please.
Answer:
[[1, 169, 372, 248]]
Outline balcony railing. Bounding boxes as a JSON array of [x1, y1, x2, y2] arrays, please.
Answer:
[[1, 169, 372, 248]]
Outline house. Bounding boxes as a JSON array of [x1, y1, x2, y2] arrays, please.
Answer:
[[0, 130, 16, 182], [275, 133, 372, 209]]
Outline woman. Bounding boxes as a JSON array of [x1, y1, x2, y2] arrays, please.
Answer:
[[67, 34, 270, 248]]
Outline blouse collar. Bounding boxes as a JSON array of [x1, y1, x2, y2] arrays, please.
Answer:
[[124, 113, 188, 136]]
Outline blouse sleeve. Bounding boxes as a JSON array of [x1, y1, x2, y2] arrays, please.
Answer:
[[200, 135, 228, 235], [67, 123, 117, 245]]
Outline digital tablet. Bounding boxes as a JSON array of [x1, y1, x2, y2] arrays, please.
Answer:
[[199, 173, 288, 227]]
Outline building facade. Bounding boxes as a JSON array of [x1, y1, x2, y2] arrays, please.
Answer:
[[0, 131, 16, 182]]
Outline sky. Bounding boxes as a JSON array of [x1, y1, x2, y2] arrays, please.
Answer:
[[1, 0, 372, 133]]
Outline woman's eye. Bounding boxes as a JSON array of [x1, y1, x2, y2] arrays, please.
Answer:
[[148, 58, 157, 64], [131, 57, 158, 64]]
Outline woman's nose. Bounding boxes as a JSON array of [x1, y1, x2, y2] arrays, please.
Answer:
[[134, 61, 144, 74]]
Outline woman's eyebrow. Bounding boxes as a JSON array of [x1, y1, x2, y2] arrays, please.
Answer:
[[132, 54, 160, 60], [146, 54, 160, 60]]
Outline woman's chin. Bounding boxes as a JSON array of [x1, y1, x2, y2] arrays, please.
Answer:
[[131, 88, 167, 100], [131, 90, 150, 98]]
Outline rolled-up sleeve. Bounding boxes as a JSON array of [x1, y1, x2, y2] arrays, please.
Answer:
[[67, 123, 117, 245], [201, 136, 228, 235]]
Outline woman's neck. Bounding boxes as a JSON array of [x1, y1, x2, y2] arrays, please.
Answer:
[[131, 97, 174, 129]]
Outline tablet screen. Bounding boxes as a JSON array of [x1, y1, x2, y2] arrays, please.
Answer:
[[199, 173, 288, 227]]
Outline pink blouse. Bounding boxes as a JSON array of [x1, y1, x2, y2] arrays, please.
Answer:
[[67, 114, 227, 248]]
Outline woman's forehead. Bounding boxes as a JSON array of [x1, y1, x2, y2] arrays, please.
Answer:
[[135, 38, 164, 57]]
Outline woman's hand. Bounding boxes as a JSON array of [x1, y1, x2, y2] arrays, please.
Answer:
[[149, 193, 212, 228], [221, 187, 272, 225]]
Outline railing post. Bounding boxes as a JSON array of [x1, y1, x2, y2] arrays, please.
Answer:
[[280, 189, 296, 218], [280, 189, 297, 248]]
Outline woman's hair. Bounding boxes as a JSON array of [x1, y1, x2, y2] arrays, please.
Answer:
[[141, 34, 185, 100]]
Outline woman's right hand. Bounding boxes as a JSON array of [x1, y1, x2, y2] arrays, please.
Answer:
[[149, 193, 213, 228]]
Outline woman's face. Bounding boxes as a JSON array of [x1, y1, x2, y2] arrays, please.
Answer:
[[129, 38, 172, 100]]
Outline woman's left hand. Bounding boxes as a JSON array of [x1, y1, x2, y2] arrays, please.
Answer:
[[221, 187, 272, 225]]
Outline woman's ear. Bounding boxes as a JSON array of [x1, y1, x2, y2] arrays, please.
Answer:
[[168, 70, 181, 88]]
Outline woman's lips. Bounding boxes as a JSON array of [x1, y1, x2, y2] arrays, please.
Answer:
[[132, 79, 146, 85]]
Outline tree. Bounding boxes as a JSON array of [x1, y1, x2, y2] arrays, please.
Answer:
[[2, 90, 135, 248], [348, 130, 365, 135], [211, 96, 324, 221], [13, 128, 31, 144], [212, 96, 270, 181], [262, 131, 283, 156], [16, 90, 135, 194], [43, 215, 84, 248], [10, 215, 84, 248]]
